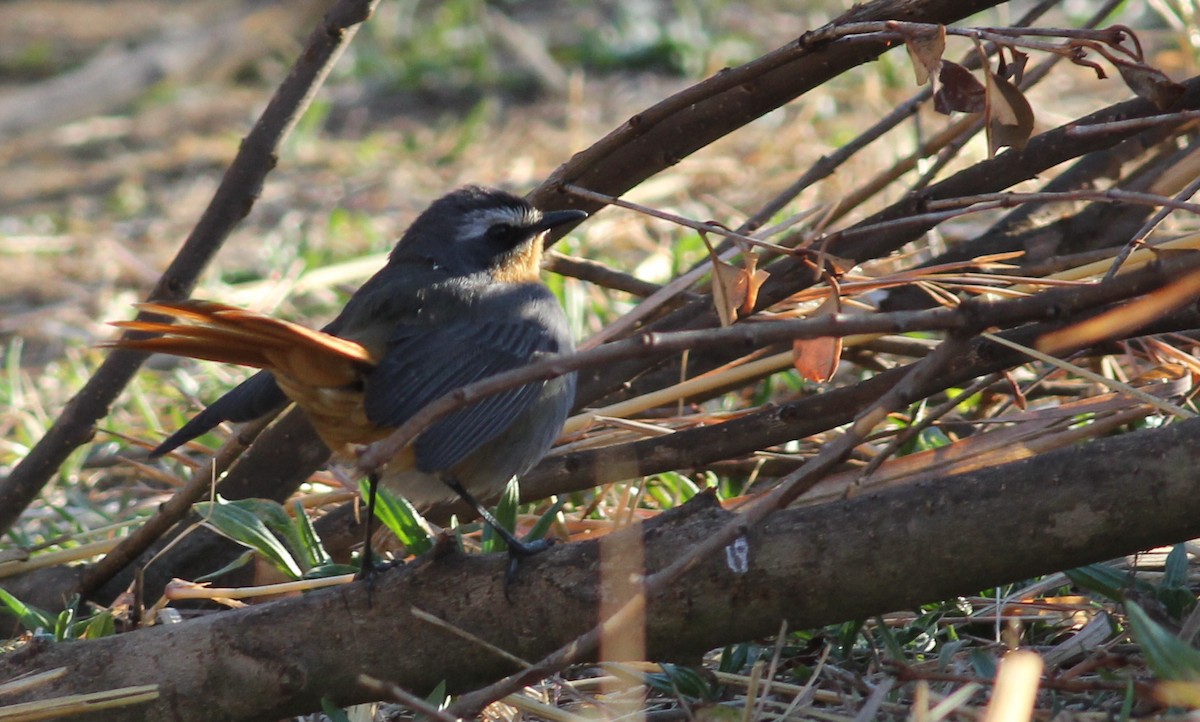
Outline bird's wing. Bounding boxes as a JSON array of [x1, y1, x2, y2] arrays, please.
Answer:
[[362, 317, 563, 473]]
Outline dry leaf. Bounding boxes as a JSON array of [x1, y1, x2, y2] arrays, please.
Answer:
[[1116, 61, 1185, 110], [737, 248, 770, 316], [1117, 61, 1183, 110], [709, 231, 771, 325], [903, 24, 945, 85], [710, 256, 746, 327], [933, 61, 986, 115], [817, 252, 856, 276], [792, 278, 842, 382], [984, 68, 1035, 155], [1005, 48, 1029, 85]]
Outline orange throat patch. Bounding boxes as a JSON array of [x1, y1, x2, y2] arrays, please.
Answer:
[[489, 234, 545, 283]]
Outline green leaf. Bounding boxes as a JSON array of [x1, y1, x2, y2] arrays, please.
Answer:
[[1119, 676, 1134, 722], [359, 478, 434, 556], [524, 497, 564, 544], [647, 472, 699, 508], [426, 680, 448, 709], [1164, 544, 1189, 590], [874, 615, 906, 661], [0, 587, 55, 633], [293, 500, 331, 569], [837, 620, 865, 656], [483, 477, 520, 554], [53, 603, 76, 642], [82, 611, 115, 639], [969, 649, 997, 679], [938, 640, 969, 672], [319, 698, 351, 722], [1126, 601, 1200, 681], [303, 562, 360, 579], [718, 644, 750, 674], [196, 498, 304, 579], [1066, 563, 1128, 602], [233, 498, 313, 573], [914, 426, 952, 452], [655, 663, 716, 701]]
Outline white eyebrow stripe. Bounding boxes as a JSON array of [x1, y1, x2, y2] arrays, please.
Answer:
[[459, 206, 539, 240]]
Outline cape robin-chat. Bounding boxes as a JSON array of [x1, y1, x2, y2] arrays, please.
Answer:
[[111, 186, 586, 575]]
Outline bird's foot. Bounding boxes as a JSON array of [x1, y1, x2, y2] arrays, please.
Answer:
[[356, 555, 403, 607], [502, 536, 555, 599]]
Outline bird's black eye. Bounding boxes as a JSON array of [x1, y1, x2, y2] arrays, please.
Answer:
[[485, 222, 528, 249], [487, 222, 514, 238]]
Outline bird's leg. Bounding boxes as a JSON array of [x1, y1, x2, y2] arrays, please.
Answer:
[[356, 473, 383, 592], [444, 476, 552, 591]]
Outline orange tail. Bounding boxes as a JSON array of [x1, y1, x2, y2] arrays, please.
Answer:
[[109, 300, 376, 388]]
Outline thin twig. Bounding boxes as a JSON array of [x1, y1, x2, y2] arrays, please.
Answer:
[[856, 372, 1002, 482], [1104, 172, 1200, 280], [544, 251, 672, 299], [358, 675, 460, 722]]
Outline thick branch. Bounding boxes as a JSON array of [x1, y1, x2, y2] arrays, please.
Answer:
[[5, 417, 1200, 721]]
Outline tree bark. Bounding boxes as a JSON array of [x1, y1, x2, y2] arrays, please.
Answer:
[[5, 416, 1200, 722]]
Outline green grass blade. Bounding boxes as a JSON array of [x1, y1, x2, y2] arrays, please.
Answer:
[[482, 477, 520, 554], [0, 588, 55, 633], [195, 499, 304, 579], [1126, 601, 1200, 681], [358, 478, 434, 556]]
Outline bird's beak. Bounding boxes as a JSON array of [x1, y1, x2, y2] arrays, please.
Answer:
[[533, 209, 588, 233]]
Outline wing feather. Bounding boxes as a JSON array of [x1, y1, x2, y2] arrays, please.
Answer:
[[363, 318, 562, 472]]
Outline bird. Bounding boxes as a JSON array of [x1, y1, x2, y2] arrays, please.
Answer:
[[110, 186, 586, 574]]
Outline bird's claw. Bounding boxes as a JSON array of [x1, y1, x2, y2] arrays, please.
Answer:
[[356, 556, 403, 607], [502, 536, 555, 599]]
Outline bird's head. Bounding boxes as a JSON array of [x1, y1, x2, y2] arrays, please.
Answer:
[[391, 186, 587, 282]]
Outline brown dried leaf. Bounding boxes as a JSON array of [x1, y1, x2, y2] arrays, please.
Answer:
[[792, 278, 842, 383], [1005, 48, 1029, 85], [740, 267, 770, 316], [1116, 61, 1185, 110], [732, 246, 769, 316], [710, 256, 746, 327], [985, 69, 1035, 155], [933, 61, 985, 115], [819, 252, 857, 276], [903, 24, 945, 85]]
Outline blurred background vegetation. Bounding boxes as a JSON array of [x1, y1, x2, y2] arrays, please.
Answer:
[[4, 0, 1200, 719]]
